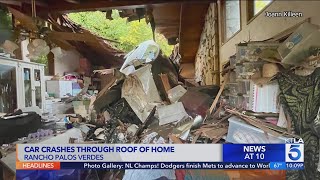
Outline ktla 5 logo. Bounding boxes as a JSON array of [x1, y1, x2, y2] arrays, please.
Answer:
[[285, 144, 304, 162]]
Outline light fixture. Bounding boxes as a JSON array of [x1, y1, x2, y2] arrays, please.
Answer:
[[1, 40, 19, 56], [27, 39, 50, 60]]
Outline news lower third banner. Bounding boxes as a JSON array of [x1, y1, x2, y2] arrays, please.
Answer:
[[16, 143, 304, 170]]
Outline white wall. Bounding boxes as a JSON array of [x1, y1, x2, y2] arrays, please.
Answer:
[[54, 50, 81, 75], [20, 39, 30, 62], [219, 0, 320, 69]]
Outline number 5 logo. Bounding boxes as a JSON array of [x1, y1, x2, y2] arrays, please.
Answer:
[[289, 145, 301, 160], [286, 144, 304, 162]]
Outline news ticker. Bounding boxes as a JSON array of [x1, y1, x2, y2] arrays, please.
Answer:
[[17, 162, 303, 170], [16, 139, 304, 170]]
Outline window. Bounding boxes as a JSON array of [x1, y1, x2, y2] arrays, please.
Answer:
[[0, 6, 13, 43], [248, 0, 273, 22], [222, 0, 241, 43]]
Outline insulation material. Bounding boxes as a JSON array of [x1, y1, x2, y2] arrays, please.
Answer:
[[122, 64, 162, 123]]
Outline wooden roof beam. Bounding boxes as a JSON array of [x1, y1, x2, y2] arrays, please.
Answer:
[[179, 3, 210, 63], [44, 0, 215, 13], [0, 0, 47, 7]]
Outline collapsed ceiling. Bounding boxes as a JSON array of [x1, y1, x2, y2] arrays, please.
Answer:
[[0, 0, 214, 65]]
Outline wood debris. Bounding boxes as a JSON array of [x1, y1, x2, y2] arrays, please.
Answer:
[[208, 71, 230, 115], [168, 134, 183, 144], [202, 128, 228, 140], [192, 133, 201, 144], [226, 108, 299, 138]]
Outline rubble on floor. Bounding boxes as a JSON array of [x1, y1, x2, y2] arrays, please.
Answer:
[[222, 22, 320, 180], [2, 24, 320, 179]]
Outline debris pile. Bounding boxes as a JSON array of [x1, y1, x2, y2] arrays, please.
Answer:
[[78, 40, 222, 146], [52, 23, 320, 150], [2, 22, 320, 179], [222, 22, 320, 180]]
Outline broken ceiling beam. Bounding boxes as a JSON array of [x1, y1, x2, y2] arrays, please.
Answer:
[[47, 31, 99, 43]]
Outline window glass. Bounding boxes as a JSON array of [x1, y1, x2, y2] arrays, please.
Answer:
[[0, 64, 17, 113], [225, 0, 241, 40], [24, 68, 32, 107], [254, 0, 272, 15]]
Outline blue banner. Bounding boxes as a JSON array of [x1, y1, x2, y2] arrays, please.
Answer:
[[269, 162, 286, 170], [223, 144, 285, 162], [285, 162, 304, 170]]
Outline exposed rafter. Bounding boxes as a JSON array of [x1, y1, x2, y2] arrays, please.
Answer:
[[0, 0, 47, 7], [37, 0, 214, 13], [0, 0, 215, 64], [179, 3, 209, 63]]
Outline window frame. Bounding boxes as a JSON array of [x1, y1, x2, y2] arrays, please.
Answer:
[[247, 0, 274, 24], [221, 0, 242, 45]]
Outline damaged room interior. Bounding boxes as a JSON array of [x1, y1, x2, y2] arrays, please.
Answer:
[[0, 0, 319, 179]]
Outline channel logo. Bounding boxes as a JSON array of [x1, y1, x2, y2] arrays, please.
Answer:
[[285, 144, 304, 162]]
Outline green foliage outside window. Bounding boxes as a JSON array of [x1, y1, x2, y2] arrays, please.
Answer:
[[0, 6, 12, 30], [68, 10, 173, 56], [254, 0, 272, 15], [33, 55, 49, 75]]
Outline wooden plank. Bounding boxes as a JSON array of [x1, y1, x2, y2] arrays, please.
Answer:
[[49, 38, 75, 50], [246, 0, 254, 22], [208, 71, 229, 115], [192, 133, 201, 144], [214, 114, 232, 125], [159, 73, 171, 102], [48, 31, 99, 43], [179, 3, 210, 63], [3, 166, 15, 180], [212, 3, 220, 85], [211, 104, 223, 119], [7, 7, 38, 32], [202, 127, 227, 140], [0, 0, 47, 6], [168, 134, 183, 144], [226, 109, 299, 138], [159, 73, 172, 92]]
